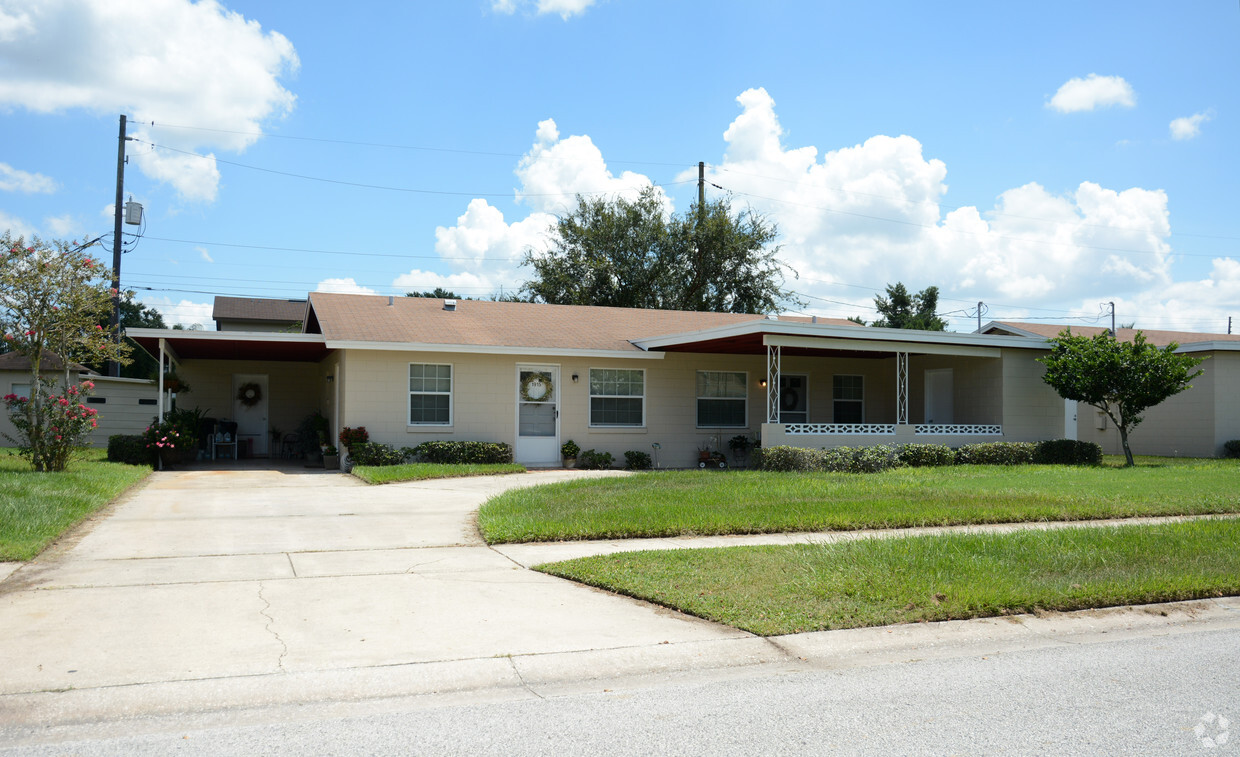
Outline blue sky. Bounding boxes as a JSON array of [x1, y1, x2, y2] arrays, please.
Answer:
[[2, 0, 1237, 332]]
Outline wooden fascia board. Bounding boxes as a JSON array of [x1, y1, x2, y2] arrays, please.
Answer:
[[762, 334, 1002, 358]]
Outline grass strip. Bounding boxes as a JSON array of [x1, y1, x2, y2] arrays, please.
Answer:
[[0, 448, 152, 561], [352, 462, 526, 484], [538, 519, 1240, 635], [479, 461, 1240, 543]]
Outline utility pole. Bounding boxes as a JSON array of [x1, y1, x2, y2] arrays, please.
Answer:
[[697, 161, 705, 216], [1109, 301, 1116, 336], [109, 115, 129, 377], [1229, 316, 1232, 335], [977, 302, 983, 333]]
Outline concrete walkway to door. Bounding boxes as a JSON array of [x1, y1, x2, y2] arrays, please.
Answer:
[[0, 467, 755, 732]]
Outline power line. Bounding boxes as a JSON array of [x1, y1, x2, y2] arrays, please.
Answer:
[[713, 182, 1235, 260], [133, 140, 695, 198], [142, 235, 519, 262], [139, 121, 695, 169], [713, 165, 1240, 243]]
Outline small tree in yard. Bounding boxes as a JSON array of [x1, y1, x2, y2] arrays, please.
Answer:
[[1, 232, 130, 471], [1038, 329, 1205, 467]]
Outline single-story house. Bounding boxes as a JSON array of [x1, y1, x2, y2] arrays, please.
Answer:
[[212, 296, 308, 332], [981, 321, 1240, 458], [122, 293, 1108, 467], [0, 352, 157, 447]]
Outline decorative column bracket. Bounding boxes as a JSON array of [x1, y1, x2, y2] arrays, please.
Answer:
[[766, 344, 781, 423], [896, 351, 909, 425]]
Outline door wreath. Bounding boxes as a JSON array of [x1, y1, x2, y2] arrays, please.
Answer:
[[237, 382, 263, 407], [520, 372, 553, 403]]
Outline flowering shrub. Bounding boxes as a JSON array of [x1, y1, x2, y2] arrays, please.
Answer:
[[3, 379, 100, 472], [142, 420, 187, 462], [339, 426, 369, 448]]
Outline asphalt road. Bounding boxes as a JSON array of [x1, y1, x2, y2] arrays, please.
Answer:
[[5, 625, 1236, 756]]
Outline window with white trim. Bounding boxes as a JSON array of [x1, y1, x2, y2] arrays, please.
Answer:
[[589, 368, 644, 427], [697, 371, 747, 427], [10, 382, 30, 400], [832, 375, 864, 423], [408, 363, 452, 425]]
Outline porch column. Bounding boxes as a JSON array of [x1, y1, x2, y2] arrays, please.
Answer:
[[766, 344, 781, 423], [896, 351, 909, 425], [157, 338, 166, 422]]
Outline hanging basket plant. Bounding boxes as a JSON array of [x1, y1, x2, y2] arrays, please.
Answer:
[[236, 382, 263, 407], [520, 372, 554, 403]]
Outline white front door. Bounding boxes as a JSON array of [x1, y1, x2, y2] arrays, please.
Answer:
[[924, 368, 953, 425], [514, 365, 559, 466], [232, 373, 269, 456]]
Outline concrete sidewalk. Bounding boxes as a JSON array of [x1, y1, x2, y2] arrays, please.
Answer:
[[2, 468, 1238, 744]]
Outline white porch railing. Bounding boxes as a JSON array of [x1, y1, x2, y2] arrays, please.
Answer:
[[782, 423, 1003, 436], [915, 424, 1002, 435], [785, 423, 897, 435]]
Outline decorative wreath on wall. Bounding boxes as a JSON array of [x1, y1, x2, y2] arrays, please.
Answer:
[[520, 372, 554, 403], [237, 382, 263, 407]]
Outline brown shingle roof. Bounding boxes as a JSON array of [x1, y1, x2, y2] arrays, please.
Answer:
[[212, 297, 308, 324], [0, 351, 90, 372], [988, 321, 1240, 347], [307, 293, 859, 352]]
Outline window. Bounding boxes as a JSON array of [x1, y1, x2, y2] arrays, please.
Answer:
[[589, 368, 644, 427], [87, 396, 106, 404], [409, 363, 452, 425], [138, 398, 157, 406], [11, 382, 30, 399], [833, 375, 864, 423], [697, 371, 747, 427]]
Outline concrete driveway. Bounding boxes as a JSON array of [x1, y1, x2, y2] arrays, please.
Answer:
[[0, 468, 753, 728]]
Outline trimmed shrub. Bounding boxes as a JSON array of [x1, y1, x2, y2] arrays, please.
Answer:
[[757, 445, 825, 472], [578, 449, 614, 469], [1033, 439, 1103, 465], [107, 434, 152, 466], [1224, 440, 1240, 459], [955, 441, 1036, 466], [896, 443, 956, 467], [410, 440, 513, 465], [623, 450, 652, 470], [348, 442, 408, 467]]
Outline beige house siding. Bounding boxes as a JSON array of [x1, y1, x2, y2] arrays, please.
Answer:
[[1214, 352, 1240, 453], [1077, 353, 1224, 458], [999, 350, 1064, 441], [87, 377, 158, 445]]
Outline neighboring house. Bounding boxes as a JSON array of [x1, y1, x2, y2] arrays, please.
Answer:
[[980, 321, 1240, 458], [0, 352, 157, 448], [124, 293, 1087, 467], [212, 296, 308, 332]]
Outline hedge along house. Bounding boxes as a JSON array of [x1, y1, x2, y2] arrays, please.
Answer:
[[981, 321, 1240, 458], [124, 293, 1085, 467]]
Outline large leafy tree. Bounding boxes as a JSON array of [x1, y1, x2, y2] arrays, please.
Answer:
[[521, 186, 801, 313], [1038, 330, 1206, 467], [1, 232, 130, 470], [870, 283, 946, 330]]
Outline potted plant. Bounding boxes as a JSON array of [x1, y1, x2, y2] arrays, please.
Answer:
[[339, 426, 369, 451], [162, 370, 190, 394], [322, 445, 340, 470], [143, 420, 187, 470], [561, 439, 580, 468], [728, 434, 754, 467]]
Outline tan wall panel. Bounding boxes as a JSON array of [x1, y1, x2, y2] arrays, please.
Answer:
[[999, 350, 1064, 441]]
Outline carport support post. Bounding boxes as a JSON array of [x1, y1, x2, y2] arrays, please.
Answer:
[[158, 338, 166, 423]]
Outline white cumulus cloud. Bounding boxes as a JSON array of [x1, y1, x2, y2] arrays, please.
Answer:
[[0, 162, 57, 193], [315, 278, 376, 296], [492, 0, 596, 19], [392, 269, 498, 298], [0, 0, 299, 203], [0, 210, 35, 239], [1170, 111, 1211, 140], [138, 296, 213, 330], [702, 88, 1175, 323], [1047, 74, 1136, 113]]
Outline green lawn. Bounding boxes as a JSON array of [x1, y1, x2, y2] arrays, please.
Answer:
[[0, 448, 152, 561], [351, 462, 526, 484], [539, 519, 1240, 635], [478, 460, 1240, 543]]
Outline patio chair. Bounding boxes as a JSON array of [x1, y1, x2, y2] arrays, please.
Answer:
[[212, 421, 239, 460]]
